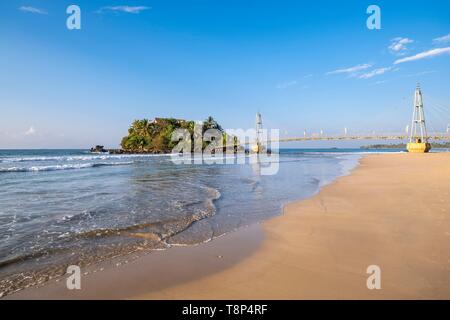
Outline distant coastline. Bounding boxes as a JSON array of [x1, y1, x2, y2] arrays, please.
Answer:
[[360, 142, 450, 149]]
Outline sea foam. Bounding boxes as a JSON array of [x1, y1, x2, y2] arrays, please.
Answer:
[[0, 162, 133, 173]]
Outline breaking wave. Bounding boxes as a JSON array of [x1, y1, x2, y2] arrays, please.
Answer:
[[0, 162, 133, 173], [0, 154, 169, 163]]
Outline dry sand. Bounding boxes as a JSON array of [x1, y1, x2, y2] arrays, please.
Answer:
[[8, 153, 450, 299]]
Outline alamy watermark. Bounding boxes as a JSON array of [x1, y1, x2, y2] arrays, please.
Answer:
[[366, 5, 381, 30], [366, 265, 381, 290], [66, 5, 81, 30], [66, 265, 81, 290], [170, 123, 280, 176], [58, 4, 379, 31]]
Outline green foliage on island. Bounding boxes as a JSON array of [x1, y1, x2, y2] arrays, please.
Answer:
[[361, 142, 450, 149], [120, 116, 228, 153]]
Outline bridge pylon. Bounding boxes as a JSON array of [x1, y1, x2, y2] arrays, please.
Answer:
[[251, 112, 264, 153], [407, 84, 431, 153]]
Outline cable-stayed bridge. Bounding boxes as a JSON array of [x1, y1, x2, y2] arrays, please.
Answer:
[[276, 133, 448, 143], [223, 85, 450, 152]]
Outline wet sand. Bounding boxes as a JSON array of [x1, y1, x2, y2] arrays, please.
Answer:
[[7, 153, 450, 299]]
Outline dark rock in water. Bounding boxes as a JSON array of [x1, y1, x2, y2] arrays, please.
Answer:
[[90, 145, 107, 153]]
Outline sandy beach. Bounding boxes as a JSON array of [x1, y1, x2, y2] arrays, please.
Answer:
[[7, 153, 450, 299]]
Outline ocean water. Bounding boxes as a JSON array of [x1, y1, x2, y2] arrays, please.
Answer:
[[0, 148, 397, 295]]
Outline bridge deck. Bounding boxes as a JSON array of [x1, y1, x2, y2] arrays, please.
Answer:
[[215, 135, 449, 149]]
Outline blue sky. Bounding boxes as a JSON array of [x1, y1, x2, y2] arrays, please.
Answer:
[[0, 0, 449, 148]]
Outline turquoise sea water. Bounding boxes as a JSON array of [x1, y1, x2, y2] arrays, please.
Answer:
[[0, 148, 402, 295]]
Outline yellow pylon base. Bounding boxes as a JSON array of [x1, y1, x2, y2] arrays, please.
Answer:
[[407, 142, 431, 153], [251, 144, 261, 153]]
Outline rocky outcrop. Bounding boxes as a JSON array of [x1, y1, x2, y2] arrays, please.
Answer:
[[90, 145, 107, 153]]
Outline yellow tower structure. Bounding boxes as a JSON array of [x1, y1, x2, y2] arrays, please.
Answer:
[[407, 85, 431, 153]]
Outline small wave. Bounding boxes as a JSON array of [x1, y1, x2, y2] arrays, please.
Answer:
[[0, 162, 133, 173], [0, 153, 170, 163], [0, 156, 62, 163], [68, 185, 221, 242]]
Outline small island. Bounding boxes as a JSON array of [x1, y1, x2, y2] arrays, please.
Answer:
[[107, 116, 233, 154]]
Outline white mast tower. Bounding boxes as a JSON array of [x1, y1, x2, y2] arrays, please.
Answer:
[[407, 85, 431, 153], [252, 112, 264, 153]]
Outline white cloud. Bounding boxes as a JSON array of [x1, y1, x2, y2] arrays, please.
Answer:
[[433, 34, 450, 44], [394, 47, 450, 64], [369, 70, 437, 86], [358, 67, 393, 79], [24, 126, 36, 136], [389, 37, 413, 55], [98, 6, 151, 14], [326, 64, 372, 75], [19, 6, 48, 15], [276, 80, 297, 89]]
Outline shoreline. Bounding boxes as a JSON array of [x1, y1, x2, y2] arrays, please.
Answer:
[[6, 153, 450, 299], [6, 224, 266, 299]]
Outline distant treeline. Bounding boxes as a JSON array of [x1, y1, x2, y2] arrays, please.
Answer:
[[361, 142, 450, 149]]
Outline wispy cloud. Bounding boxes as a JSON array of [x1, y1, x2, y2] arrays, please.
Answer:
[[276, 80, 297, 89], [97, 6, 151, 14], [389, 37, 413, 55], [326, 63, 372, 75], [359, 67, 394, 79], [404, 70, 437, 77], [433, 34, 450, 44], [19, 6, 48, 15], [370, 69, 437, 86], [394, 47, 450, 64], [370, 70, 437, 86]]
